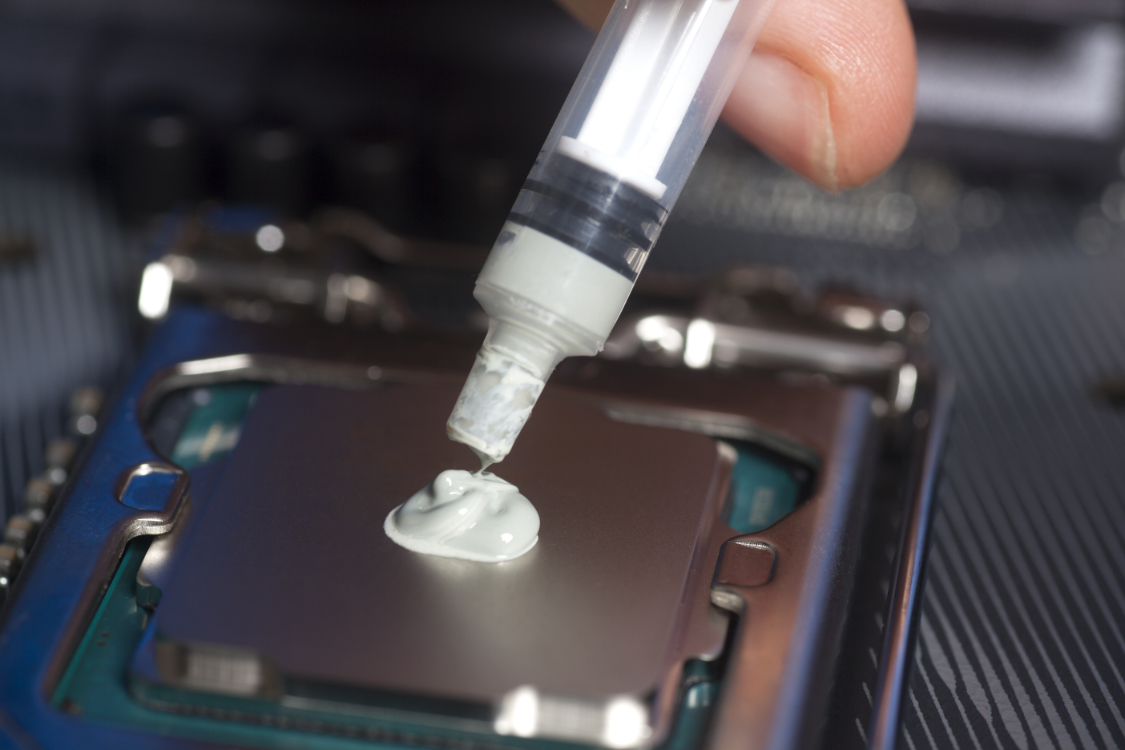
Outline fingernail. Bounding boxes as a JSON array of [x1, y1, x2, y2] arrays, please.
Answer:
[[724, 51, 838, 191]]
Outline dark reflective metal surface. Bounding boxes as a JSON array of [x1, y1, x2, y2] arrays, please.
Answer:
[[144, 381, 730, 721]]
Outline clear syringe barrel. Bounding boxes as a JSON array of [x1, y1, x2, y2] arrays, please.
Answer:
[[448, 0, 776, 464]]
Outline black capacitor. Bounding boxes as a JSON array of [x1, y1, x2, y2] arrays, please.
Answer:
[[227, 124, 311, 215], [437, 133, 527, 243], [114, 104, 205, 219], [334, 131, 417, 233]]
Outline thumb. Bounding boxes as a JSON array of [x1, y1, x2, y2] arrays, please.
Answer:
[[554, 0, 917, 191]]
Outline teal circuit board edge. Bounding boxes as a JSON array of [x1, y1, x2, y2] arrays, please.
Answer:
[[720, 441, 815, 535]]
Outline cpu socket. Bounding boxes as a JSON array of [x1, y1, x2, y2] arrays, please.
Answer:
[[7, 230, 947, 750]]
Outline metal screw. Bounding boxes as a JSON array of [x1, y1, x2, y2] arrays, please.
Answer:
[[0, 545, 21, 596], [4, 514, 38, 558], [23, 477, 53, 515]]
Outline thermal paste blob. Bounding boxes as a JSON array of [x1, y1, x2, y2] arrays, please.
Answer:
[[384, 470, 539, 563]]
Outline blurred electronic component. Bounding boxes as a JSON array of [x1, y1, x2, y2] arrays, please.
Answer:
[[0, 236, 34, 264], [0, 544, 19, 602], [22, 478, 53, 523], [333, 130, 418, 233], [0, 385, 101, 600], [905, 0, 1121, 21], [911, 14, 1125, 179], [113, 103, 205, 219], [605, 269, 927, 419], [676, 133, 1011, 256], [68, 386, 104, 437], [136, 208, 412, 330], [437, 133, 525, 243], [227, 122, 311, 215], [43, 438, 76, 485], [1092, 375, 1125, 407], [3, 514, 38, 558]]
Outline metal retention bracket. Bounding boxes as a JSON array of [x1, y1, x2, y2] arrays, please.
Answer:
[[710, 538, 777, 613], [116, 463, 188, 516]]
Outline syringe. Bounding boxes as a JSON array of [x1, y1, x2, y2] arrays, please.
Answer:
[[448, 0, 777, 465]]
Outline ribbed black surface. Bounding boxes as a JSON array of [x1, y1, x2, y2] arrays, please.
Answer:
[[2, 140, 1125, 748], [657, 137, 1125, 749], [0, 158, 139, 519], [902, 258, 1125, 750]]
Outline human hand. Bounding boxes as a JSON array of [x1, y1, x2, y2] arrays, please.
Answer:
[[555, 0, 916, 192]]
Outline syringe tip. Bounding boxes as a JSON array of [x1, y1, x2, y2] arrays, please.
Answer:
[[446, 334, 552, 464]]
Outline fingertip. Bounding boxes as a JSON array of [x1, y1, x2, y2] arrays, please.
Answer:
[[722, 51, 840, 191], [725, 0, 916, 190], [553, 0, 916, 191], [823, 0, 916, 188]]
